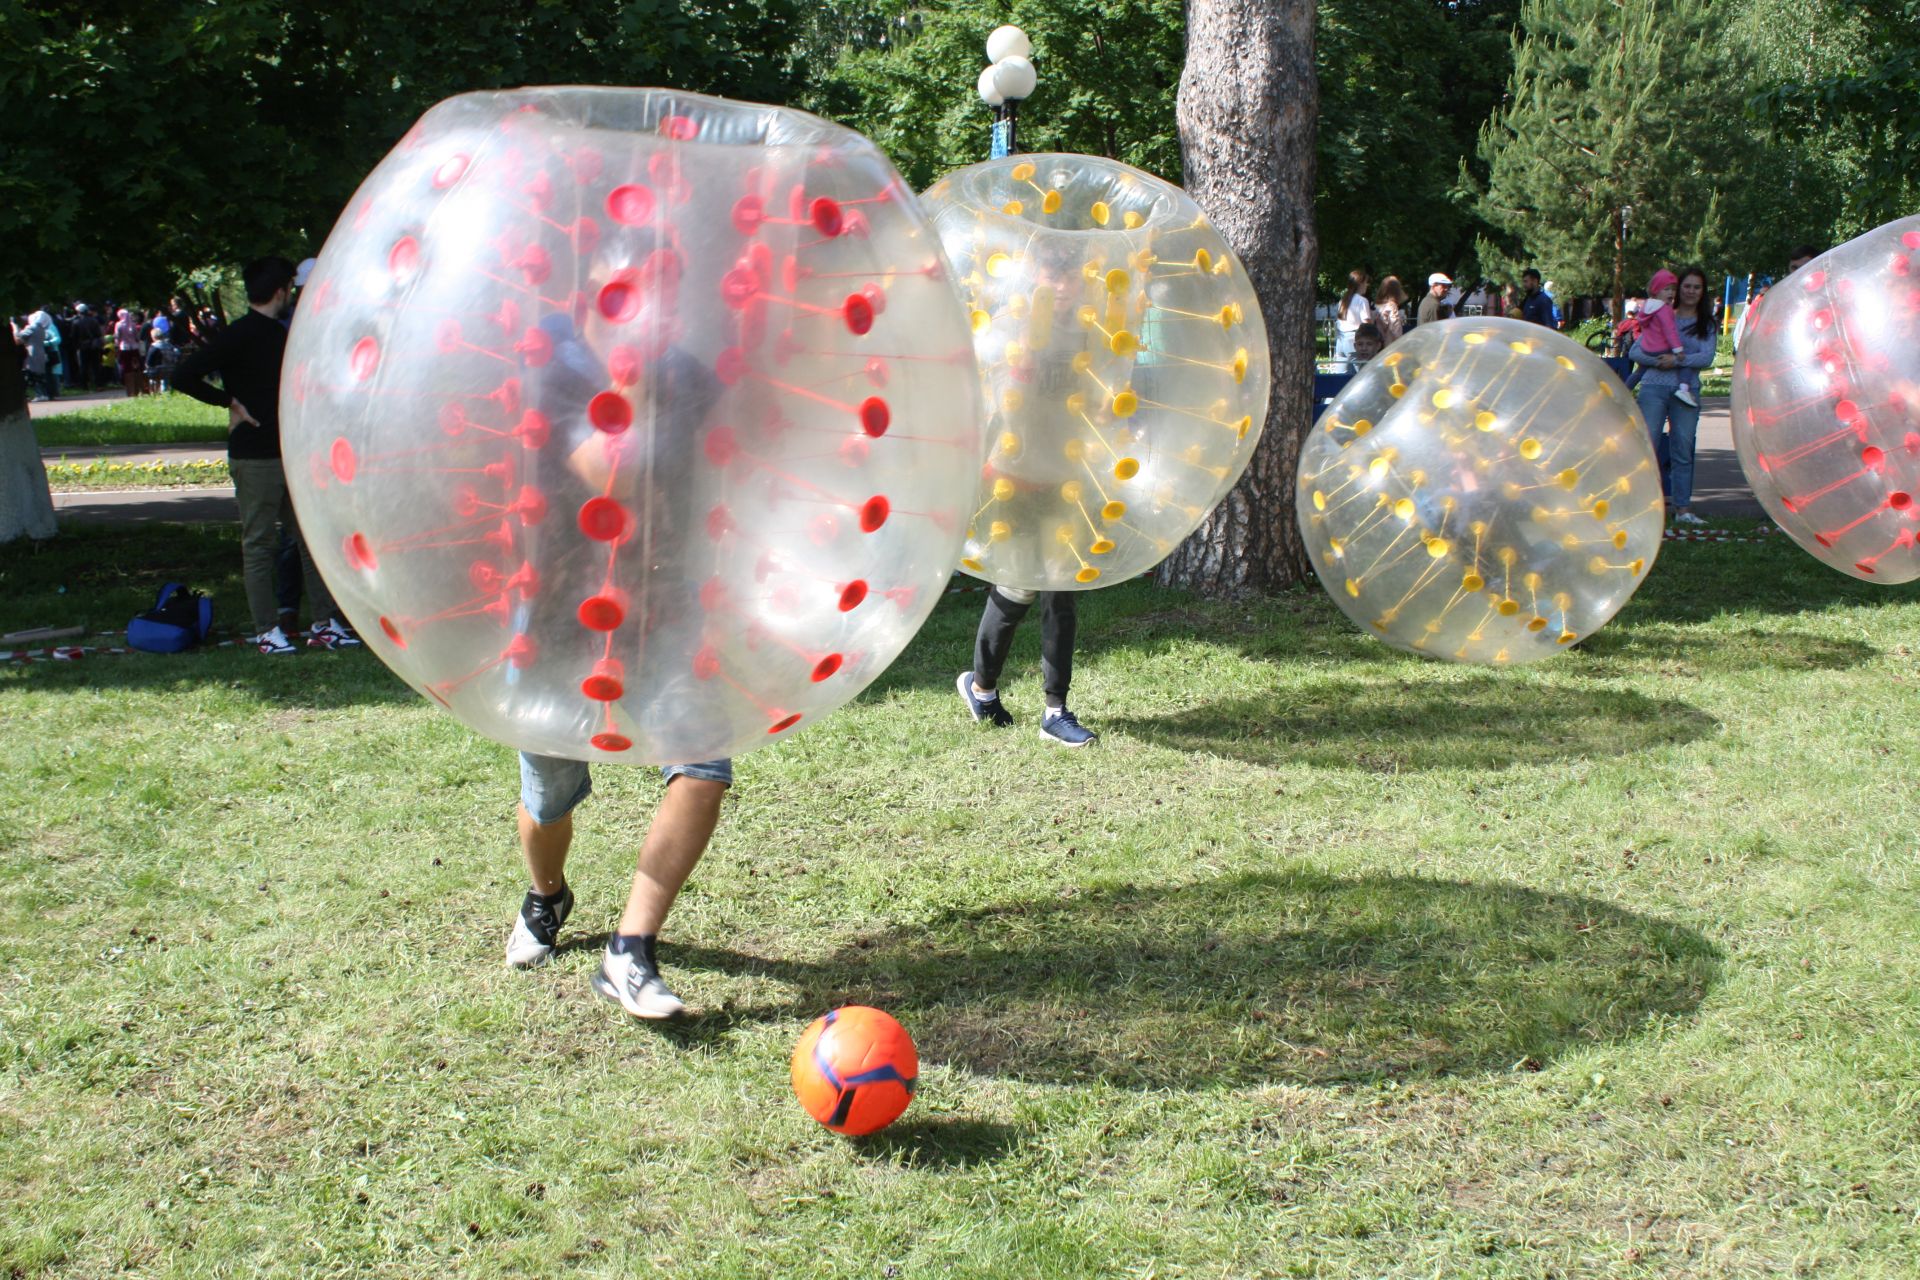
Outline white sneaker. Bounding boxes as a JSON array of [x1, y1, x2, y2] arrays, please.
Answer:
[[505, 886, 573, 969], [1674, 511, 1707, 527], [255, 626, 297, 655], [590, 944, 685, 1019], [1675, 385, 1698, 407]]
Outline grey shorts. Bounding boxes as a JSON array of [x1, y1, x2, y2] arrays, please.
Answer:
[[518, 752, 733, 826]]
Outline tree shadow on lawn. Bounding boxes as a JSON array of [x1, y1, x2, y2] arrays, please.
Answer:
[[867, 546, 1897, 710], [1109, 675, 1716, 772], [1576, 624, 1877, 676], [1622, 530, 1920, 628], [672, 871, 1719, 1090], [0, 644, 418, 710]]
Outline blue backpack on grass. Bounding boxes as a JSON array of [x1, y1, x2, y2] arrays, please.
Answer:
[[126, 583, 213, 654]]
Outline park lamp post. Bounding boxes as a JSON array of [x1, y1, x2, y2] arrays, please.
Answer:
[[980, 25, 1037, 158]]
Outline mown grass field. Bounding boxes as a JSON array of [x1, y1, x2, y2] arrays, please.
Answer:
[[2, 517, 1917, 1278]]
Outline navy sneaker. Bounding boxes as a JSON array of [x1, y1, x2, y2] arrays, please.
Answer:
[[505, 885, 573, 969], [957, 671, 1014, 728], [1040, 707, 1098, 747]]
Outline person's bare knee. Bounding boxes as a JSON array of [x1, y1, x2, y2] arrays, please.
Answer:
[[663, 775, 727, 818]]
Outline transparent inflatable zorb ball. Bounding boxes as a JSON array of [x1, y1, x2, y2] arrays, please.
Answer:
[[922, 156, 1269, 590], [1732, 216, 1920, 581], [1296, 317, 1661, 664], [283, 88, 984, 762]]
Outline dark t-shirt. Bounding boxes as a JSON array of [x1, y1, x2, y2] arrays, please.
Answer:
[[171, 310, 288, 460], [1522, 290, 1556, 328]]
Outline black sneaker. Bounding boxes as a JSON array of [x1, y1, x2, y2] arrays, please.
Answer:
[[1040, 707, 1098, 747], [957, 671, 1014, 727], [505, 885, 573, 969]]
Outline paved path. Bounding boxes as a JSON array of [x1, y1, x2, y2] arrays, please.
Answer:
[[40, 396, 1764, 526], [51, 487, 238, 526], [41, 440, 225, 466], [1686, 398, 1763, 518], [26, 388, 130, 418]]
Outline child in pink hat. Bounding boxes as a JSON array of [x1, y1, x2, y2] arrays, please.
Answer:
[[1638, 269, 1696, 407]]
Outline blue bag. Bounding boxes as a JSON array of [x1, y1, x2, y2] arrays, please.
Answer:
[[126, 583, 213, 654]]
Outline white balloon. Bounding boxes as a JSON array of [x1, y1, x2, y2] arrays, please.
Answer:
[[991, 56, 1038, 101], [986, 25, 1031, 63], [977, 65, 1005, 108]]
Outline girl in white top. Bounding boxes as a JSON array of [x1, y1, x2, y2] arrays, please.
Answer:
[[1333, 269, 1371, 372]]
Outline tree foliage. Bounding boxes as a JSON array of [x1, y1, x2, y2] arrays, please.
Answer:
[[1474, 0, 1760, 307], [5, 0, 1907, 313], [1752, 0, 1919, 232], [800, 0, 1186, 191], [0, 0, 801, 309], [1315, 0, 1520, 288]]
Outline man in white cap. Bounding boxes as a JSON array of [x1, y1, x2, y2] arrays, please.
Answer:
[[1417, 273, 1453, 328]]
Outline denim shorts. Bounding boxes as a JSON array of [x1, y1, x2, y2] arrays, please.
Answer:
[[518, 752, 733, 825]]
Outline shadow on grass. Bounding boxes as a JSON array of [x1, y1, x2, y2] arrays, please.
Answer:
[[865, 556, 1905, 711], [850, 1118, 1020, 1168], [0, 642, 418, 710], [677, 871, 1719, 1089], [1109, 676, 1716, 771], [1578, 624, 1878, 675]]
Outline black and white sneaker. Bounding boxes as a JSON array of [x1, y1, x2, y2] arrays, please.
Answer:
[[505, 885, 573, 969], [1040, 707, 1098, 747], [590, 943, 686, 1019], [957, 671, 1015, 727], [307, 618, 363, 649]]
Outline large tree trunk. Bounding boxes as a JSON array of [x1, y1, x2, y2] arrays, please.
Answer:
[[1156, 0, 1317, 596], [1, 334, 58, 544]]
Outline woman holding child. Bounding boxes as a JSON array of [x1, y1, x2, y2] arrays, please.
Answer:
[[1630, 266, 1718, 528]]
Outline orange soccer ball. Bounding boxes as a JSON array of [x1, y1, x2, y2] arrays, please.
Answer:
[[790, 1006, 918, 1136]]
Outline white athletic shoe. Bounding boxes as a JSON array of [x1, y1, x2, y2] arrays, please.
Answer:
[[590, 944, 686, 1019], [1674, 511, 1707, 527], [505, 886, 573, 969]]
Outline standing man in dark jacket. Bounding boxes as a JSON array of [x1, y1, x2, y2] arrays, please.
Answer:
[[71, 304, 103, 390], [1519, 269, 1557, 328], [172, 256, 360, 655]]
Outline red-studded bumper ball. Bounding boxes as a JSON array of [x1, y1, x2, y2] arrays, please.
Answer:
[[282, 89, 984, 762], [1732, 216, 1920, 582]]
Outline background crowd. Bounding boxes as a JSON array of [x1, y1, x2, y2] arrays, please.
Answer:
[[9, 296, 226, 403], [1328, 265, 1567, 371]]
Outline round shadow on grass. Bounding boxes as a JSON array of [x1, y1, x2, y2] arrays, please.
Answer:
[[1109, 677, 1716, 771], [770, 872, 1718, 1089]]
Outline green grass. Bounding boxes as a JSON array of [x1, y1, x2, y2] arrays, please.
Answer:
[[31, 393, 229, 448], [3, 523, 1918, 1278]]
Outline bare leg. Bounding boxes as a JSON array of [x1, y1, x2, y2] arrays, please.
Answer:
[[616, 777, 725, 937], [518, 806, 571, 896]]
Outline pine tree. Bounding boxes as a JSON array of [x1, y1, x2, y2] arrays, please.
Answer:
[[1476, 0, 1745, 316]]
